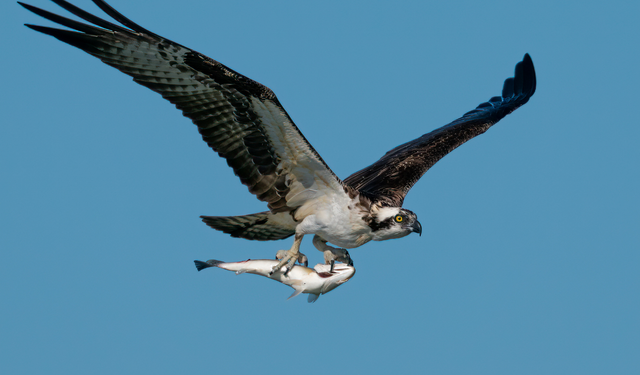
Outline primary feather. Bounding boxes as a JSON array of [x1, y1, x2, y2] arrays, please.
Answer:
[[22, 1, 536, 275], [343, 54, 536, 207]]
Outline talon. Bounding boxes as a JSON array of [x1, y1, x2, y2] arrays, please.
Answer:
[[283, 265, 293, 276], [344, 250, 353, 266], [272, 247, 306, 275], [329, 260, 335, 273], [323, 248, 352, 266], [275, 250, 287, 261], [299, 254, 309, 267], [271, 260, 286, 275], [283, 256, 297, 276]]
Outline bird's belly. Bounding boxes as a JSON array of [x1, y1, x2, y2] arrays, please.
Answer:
[[314, 211, 372, 249], [296, 195, 372, 249], [321, 232, 369, 249]]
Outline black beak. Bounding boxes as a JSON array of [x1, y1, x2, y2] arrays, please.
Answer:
[[412, 220, 422, 236]]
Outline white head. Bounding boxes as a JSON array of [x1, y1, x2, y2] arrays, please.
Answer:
[[368, 206, 422, 241]]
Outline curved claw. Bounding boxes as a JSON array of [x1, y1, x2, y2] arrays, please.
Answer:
[[282, 257, 297, 276], [272, 249, 307, 275], [344, 250, 354, 266], [324, 248, 352, 266], [299, 254, 309, 267]]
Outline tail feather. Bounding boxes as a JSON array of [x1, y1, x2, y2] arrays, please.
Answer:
[[201, 211, 295, 241], [194, 259, 224, 271]]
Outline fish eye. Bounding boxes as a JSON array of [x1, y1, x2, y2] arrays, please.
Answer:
[[395, 215, 403, 222]]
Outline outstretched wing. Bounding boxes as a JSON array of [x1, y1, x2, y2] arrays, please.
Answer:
[[21, 0, 345, 213], [344, 54, 536, 207]]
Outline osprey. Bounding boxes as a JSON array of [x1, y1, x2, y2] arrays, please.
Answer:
[[22, 0, 536, 274]]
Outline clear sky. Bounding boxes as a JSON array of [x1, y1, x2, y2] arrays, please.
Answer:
[[2, 0, 638, 374]]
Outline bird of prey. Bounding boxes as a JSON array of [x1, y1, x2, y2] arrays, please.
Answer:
[[21, 0, 536, 274]]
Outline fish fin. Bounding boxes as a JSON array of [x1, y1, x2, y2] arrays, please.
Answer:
[[194, 259, 223, 271], [307, 294, 320, 303], [287, 290, 302, 300], [235, 270, 247, 275]]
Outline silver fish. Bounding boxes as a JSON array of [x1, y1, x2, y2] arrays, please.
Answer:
[[194, 259, 355, 303]]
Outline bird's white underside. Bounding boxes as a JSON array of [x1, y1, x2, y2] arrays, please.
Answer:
[[101, 35, 406, 251], [125, 41, 368, 249], [248, 99, 375, 248]]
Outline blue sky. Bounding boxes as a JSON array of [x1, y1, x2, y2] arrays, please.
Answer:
[[2, 0, 638, 374]]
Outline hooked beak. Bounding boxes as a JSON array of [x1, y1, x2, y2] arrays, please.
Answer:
[[411, 220, 422, 236]]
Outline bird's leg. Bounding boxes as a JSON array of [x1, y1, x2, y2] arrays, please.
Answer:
[[271, 234, 305, 275], [275, 250, 308, 267], [312, 235, 353, 266]]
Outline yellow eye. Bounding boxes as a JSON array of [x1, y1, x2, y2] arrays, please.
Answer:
[[395, 215, 403, 222]]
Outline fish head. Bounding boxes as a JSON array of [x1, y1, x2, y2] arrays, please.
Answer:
[[315, 263, 356, 294]]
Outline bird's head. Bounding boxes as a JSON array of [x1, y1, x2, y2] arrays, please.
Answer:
[[368, 206, 422, 241]]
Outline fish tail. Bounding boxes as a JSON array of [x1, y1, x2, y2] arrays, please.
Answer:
[[193, 259, 224, 271]]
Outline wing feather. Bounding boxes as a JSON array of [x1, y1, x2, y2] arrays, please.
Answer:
[[21, 0, 345, 213], [200, 211, 296, 241], [344, 54, 536, 207]]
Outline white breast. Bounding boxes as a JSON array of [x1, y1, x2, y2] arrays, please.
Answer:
[[295, 194, 373, 249]]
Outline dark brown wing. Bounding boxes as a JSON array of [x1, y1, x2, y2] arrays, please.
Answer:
[[200, 211, 296, 241], [343, 54, 536, 207], [21, 0, 345, 214]]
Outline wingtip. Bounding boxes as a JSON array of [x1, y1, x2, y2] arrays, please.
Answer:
[[520, 53, 537, 96], [521, 53, 535, 77], [24, 23, 48, 33], [501, 53, 536, 99], [20, 2, 56, 20], [18, 1, 46, 13], [18, 2, 37, 14]]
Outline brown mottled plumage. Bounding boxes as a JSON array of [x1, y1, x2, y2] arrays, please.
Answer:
[[343, 54, 536, 207], [20, 0, 339, 215], [22, 0, 536, 274]]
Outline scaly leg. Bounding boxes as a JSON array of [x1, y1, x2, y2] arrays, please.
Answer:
[[275, 250, 308, 267], [271, 234, 305, 275], [312, 235, 353, 266]]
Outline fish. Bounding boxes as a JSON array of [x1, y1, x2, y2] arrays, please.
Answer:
[[194, 259, 356, 303]]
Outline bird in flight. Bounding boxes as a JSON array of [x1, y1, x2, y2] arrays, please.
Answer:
[[21, 0, 536, 274]]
